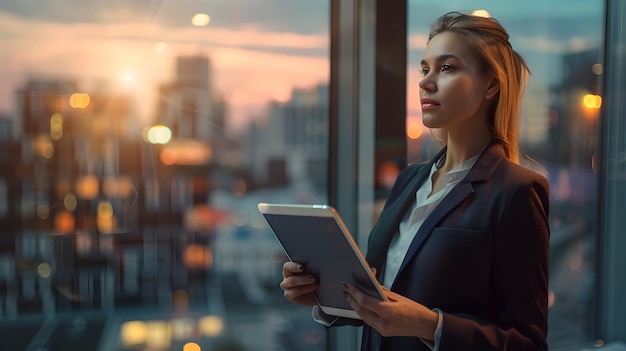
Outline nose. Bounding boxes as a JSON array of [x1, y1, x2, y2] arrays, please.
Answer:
[[419, 76, 436, 92]]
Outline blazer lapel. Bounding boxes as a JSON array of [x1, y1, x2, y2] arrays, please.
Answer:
[[393, 182, 474, 281], [392, 143, 505, 284], [366, 148, 446, 272]]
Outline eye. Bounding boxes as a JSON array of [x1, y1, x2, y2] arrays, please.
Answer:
[[420, 67, 430, 76], [441, 64, 454, 72]]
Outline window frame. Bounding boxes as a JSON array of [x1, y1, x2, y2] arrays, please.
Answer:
[[599, 0, 626, 344], [328, 0, 406, 349]]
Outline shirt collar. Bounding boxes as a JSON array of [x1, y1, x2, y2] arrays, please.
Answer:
[[430, 153, 481, 185]]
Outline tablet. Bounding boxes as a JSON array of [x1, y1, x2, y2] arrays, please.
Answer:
[[257, 203, 386, 319]]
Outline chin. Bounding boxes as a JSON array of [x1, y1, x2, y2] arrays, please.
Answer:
[[421, 119, 438, 129]]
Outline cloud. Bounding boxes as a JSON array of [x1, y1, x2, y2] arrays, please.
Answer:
[[0, 11, 329, 133]]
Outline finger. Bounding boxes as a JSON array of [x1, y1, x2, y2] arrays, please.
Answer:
[[344, 289, 381, 324], [344, 282, 381, 309], [282, 261, 304, 277], [282, 282, 318, 299], [380, 287, 403, 302], [280, 274, 317, 289], [281, 278, 318, 303]]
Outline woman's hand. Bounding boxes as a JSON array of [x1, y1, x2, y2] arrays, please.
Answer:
[[344, 283, 439, 341], [279, 261, 319, 306]]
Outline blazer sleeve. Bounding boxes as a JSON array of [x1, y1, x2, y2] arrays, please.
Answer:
[[439, 176, 550, 351]]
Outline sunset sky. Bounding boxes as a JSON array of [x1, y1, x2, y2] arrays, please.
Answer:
[[0, 0, 330, 134], [0, 0, 603, 134]]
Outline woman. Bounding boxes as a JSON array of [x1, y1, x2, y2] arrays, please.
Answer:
[[281, 11, 549, 351]]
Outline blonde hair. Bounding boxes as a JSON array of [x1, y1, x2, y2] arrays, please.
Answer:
[[428, 12, 530, 164]]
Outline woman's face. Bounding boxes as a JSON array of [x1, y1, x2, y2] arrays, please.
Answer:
[[419, 31, 497, 132]]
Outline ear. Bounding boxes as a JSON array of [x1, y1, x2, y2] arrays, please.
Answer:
[[485, 78, 500, 100]]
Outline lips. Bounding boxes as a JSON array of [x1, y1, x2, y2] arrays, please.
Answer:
[[421, 98, 440, 110]]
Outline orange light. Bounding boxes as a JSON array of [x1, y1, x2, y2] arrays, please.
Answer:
[[76, 175, 99, 200], [406, 119, 423, 140], [54, 211, 75, 234], [102, 176, 134, 198], [582, 94, 602, 109], [183, 244, 213, 269], [378, 161, 400, 189], [69, 93, 90, 109], [159, 140, 212, 165], [183, 342, 202, 351]]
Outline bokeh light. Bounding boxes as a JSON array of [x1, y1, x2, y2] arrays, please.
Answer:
[[592, 63, 603, 75], [147, 125, 172, 144], [472, 10, 491, 18], [582, 94, 602, 109], [199, 315, 224, 337], [406, 118, 423, 140], [69, 93, 90, 108], [54, 211, 75, 234], [120, 321, 148, 347], [183, 342, 202, 351], [192, 13, 211, 26], [145, 321, 171, 349], [76, 175, 99, 200], [170, 318, 195, 340], [37, 262, 52, 278], [50, 113, 63, 140], [64, 193, 78, 211], [36, 204, 50, 219]]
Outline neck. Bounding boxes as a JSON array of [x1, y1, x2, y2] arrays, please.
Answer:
[[440, 132, 492, 172]]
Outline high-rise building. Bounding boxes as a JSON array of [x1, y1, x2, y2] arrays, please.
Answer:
[[244, 84, 329, 190], [157, 55, 224, 142]]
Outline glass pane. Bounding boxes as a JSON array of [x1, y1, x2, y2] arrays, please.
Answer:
[[406, 2, 604, 348], [0, 2, 329, 350]]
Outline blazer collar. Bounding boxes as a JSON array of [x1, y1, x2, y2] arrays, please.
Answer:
[[366, 143, 507, 284], [464, 142, 505, 183]]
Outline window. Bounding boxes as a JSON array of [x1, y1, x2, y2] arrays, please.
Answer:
[[0, 2, 329, 350]]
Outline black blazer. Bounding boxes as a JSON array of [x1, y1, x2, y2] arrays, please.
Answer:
[[358, 143, 550, 351]]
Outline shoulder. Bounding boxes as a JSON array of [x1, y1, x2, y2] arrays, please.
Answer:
[[494, 158, 549, 192], [488, 159, 551, 218], [469, 146, 550, 209]]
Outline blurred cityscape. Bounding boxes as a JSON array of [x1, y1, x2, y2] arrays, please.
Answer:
[[0, 37, 603, 351], [0, 54, 329, 351]]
